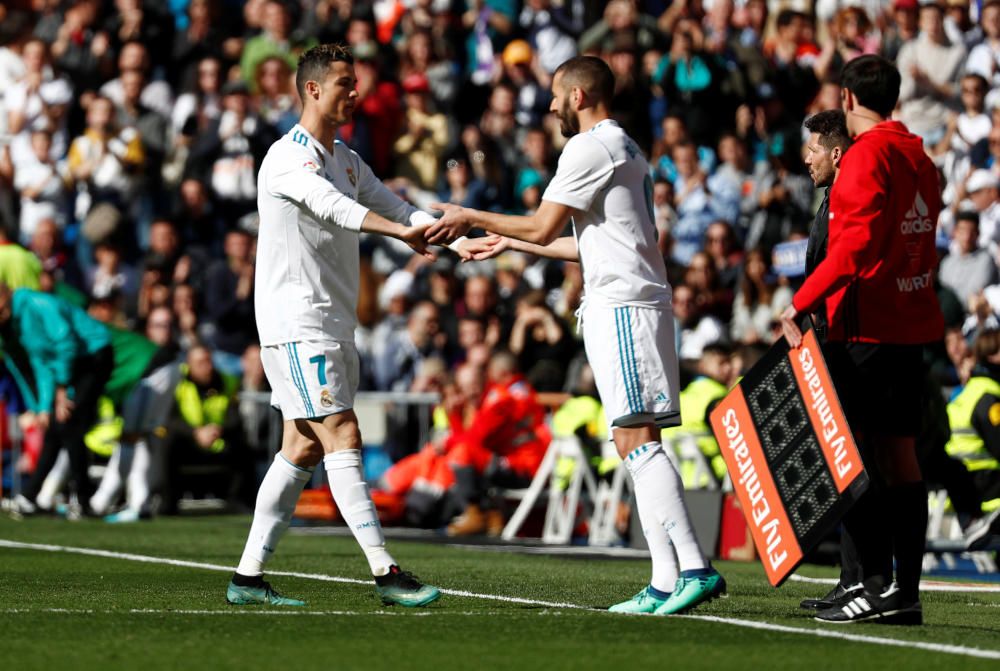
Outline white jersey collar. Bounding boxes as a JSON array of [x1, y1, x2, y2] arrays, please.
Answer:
[[588, 119, 620, 134], [290, 124, 333, 163]]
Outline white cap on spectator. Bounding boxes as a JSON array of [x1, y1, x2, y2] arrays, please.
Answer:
[[967, 169, 999, 194], [378, 269, 414, 311]]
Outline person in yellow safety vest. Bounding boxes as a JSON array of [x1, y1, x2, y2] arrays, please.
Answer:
[[662, 344, 734, 489], [551, 362, 613, 488], [944, 330, 1000, 550], [160, 344, 251, 514]]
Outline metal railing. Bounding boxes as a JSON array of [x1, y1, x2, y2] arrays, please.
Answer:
[[1, 391, 442, 498]]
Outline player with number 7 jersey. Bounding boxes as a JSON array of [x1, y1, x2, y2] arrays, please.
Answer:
[[229, 44, 446, 609]]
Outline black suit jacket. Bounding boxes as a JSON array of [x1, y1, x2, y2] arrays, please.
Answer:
[[804, 187, 830, 337]]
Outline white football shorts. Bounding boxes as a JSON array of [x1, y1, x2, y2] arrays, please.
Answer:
[[261, 340, 359, 420], [581, 302, 681, 434], [121, 363, 181, 435]]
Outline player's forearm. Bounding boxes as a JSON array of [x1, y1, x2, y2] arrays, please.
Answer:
[[360, 211, 409, 241], [471, 210, 558, 246], [508, 236, 579, 261]]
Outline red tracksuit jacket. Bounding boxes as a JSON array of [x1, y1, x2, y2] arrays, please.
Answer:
[[793, 120, 944, 344]]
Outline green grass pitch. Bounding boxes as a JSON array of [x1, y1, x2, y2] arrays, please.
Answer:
[[0, 515, 998, 670]]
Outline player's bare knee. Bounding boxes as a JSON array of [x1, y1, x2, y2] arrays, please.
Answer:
[[612, 424, 659, 459]]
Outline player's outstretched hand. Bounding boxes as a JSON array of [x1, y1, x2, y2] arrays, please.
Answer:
[[780, 305, 802, 349], [402, 224, 437, 261], [427, 202, 473, 244], [454, 235, 510, 262]]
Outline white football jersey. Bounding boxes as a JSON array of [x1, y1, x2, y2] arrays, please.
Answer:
[[255, 124, 433, 345], [542, 119, 671, 308]]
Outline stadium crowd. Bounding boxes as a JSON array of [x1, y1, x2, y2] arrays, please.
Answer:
[[0, 0, 999, 539]]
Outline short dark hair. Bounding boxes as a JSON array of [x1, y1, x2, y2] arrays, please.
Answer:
[[803, 110, 851, 151], [956, 210, 981, 227], [553, 56, 615, 107], [296, 43, 354, 100], [840, 55, 901, 118], [776, 9, 805, 27], [963, 73, 989, 92]]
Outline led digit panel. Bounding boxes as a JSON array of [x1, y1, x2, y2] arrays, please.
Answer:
[[709, 326, 869, 587]]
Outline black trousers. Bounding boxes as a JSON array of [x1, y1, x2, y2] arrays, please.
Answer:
[[24, 346, 115, 505]]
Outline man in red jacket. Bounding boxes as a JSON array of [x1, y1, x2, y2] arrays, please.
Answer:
[[781, 55, 943, 625], [445, 350, 551, 536]]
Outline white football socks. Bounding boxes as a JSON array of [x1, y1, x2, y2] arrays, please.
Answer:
[[236, 454, 312, 577], [324, 450, 395, 577], [633, 484, 680, 593], [125, 440, 153, 513], [624, 442, 708, 573]]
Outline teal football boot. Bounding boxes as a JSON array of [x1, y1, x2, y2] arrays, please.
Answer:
[[608, 586, 670, 614], [655, 568, 726, 615], [226, 579, 306, 607], [375, 566, 441, 607]]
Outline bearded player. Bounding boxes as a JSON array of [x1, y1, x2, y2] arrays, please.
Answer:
[[427, 56, 725, 615]]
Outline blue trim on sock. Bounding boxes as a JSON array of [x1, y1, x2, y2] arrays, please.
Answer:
[[680, 567, 714, 578], [279, 453, 314, 473], [647, 585, 672, 600]]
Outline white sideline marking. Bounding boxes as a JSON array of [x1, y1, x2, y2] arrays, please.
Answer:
[[790, 573, 1000, 593], [0, 608, 532, 617], [2, 539, 1000, 660], [684, 615, 1000, 660]]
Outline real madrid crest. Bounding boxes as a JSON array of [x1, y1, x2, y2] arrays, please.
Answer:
[[320, 389, 334, 408], [346, 167, 356, 187]]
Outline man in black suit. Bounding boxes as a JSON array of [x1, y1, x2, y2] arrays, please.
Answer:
[[802, 110, 851, 341], [797, 109, 861, 610]]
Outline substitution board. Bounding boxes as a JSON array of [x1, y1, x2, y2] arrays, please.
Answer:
[[708, 325, 869, 586]]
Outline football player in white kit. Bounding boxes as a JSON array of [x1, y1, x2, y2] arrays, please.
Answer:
[[227, 44, 445, 607], [427, 56, 726, 615]]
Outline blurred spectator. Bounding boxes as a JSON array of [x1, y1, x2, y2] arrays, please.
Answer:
[[445, 351, 550, 536], [102, 0, 174, 69], [508, 289, 575, 392], [339, 42, 401, 176], [253, 56, 299, 135], [50, 0, 114, 92], [187, 80, 275, 224], [160, 343, 251, 514], [674, 282, 725, 362], [501, 40, 551, 129], [393, 73, 449, 191], [171, 0, 238, 92], [13, 129, 69, 242], [940, 212, 1000, 306], [670, 142, 717, 265], [896, 2, 965, 145], [730, 248, 790, 344], [462, 0, 515, 86], [144, 305, 177, 348], [99, 41, 174, 120], [967, 0, 1000, 89], [5, 38, 72, 169], [459, 274, 504, 345], [87, 239, 139, 302], [202, 228, 257, 373], [240, 0, 317, 89], [398, 29, 459, 112], [66, 95, 144, 214], [703, 220, 742, 291], [936, 74, 991, 158], [518, 0, 582, 74], [814, 7, 879, 82], [579, 0, 664, 55], [374, 300, 446, 392], [944, 0, 981, 51]]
